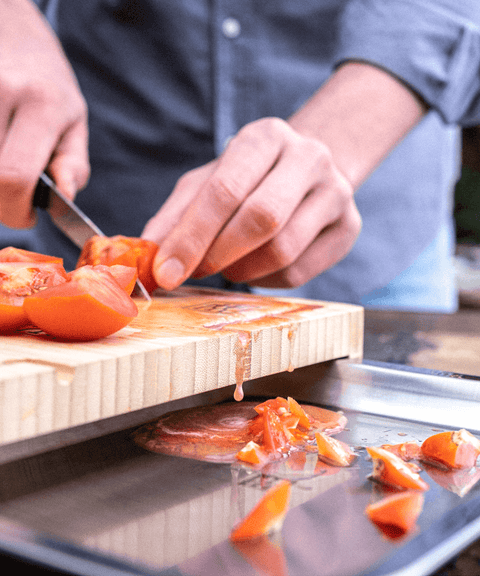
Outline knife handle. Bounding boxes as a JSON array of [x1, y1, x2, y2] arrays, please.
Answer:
[[32, 173, 52, 210]]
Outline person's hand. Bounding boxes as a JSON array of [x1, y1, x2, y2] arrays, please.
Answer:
[[143, 62, 426, 292], [142, 117, 362, 290], [0, 0, 90, 228]]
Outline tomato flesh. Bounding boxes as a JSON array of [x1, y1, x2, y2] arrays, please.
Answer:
[[230, 480, 291, 542], [367, 446, 429, 491], [23, 266, 138, 341], [315, 431, 356, 467], [77, 235, 159, 293], [0, 262, 68, 332], [366, 491, 425, 539], [421, 429, 480, 470], [0, 247, 63, 264]]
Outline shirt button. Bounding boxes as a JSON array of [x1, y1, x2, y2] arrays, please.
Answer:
[[222, 17, 241, 38]]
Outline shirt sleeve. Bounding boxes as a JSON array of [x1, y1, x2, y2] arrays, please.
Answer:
[[335, 0, 480, 126]]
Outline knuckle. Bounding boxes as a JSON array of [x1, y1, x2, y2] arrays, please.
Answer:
[[206, 173, 244, 208], [243, 200, 282, 239]]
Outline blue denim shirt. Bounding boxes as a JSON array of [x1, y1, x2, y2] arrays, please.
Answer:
[[33, 0, 480, 309]]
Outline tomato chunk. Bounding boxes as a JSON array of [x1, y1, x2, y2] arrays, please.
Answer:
[[77, 235, 159, 293], [230, 480, 291, 542], [0, 262, 68, 332], [0, 247, 63, 264], [315, 432, 356, 467], [381, 441, 422, 463], [367, 446, 429, 491], [263, 408, 289, 455], [365, 491, 424, 540], [421, 429, 480, 470], [23, 266, 138, 341], [236, 441, 270, 466]]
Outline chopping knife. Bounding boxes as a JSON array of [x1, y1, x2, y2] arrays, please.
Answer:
[[33, 172, 151, 302]]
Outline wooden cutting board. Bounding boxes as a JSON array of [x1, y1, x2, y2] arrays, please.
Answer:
[[0, 287, 363, 448]]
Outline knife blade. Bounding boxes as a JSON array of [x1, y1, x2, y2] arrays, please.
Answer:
[[33, 172, 151, 302]]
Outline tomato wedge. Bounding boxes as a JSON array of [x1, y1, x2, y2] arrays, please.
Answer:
[[77, 235, 159, 293], [0, 246, 63, 264], [365, 491, 424, 540], [23, 266, 138, 341], [236, 441, 270, 466], [84, 265, 138, 295], [263, 408, 289, 455], [366, 446, 429, 491], [315, 432, 356, 467], [420, 429, 480, 470], [230, 480, 291, 542], [0, 262, 68, 332], [380, 441, 422, 463]]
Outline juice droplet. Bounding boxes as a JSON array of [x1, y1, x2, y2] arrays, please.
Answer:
[[234, 382, 244, 402]]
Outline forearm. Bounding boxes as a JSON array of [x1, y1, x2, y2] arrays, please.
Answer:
[[288, 61, 428, 190]]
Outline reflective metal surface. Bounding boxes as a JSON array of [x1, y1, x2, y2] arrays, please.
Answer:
[[0, 359, 479, 575]]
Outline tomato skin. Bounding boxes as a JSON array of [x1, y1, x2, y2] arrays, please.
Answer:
[[23, 266, 138, 341], [230, 480, 291, 542], [77, 235, 159, 293], [367, 446, 429, 491], [0, 247, 63, 264], [0, 262, 68, 332], [421, 429, 480, 470], [315, 431, 356, 467], [366, 491, 424, 540]]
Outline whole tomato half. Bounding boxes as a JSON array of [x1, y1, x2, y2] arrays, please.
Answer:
[[77, 235, 159, 293], [23, 266, 138, 341], [0, 261, 68, 332]]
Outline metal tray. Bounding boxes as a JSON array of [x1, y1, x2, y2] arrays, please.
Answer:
[[0, 359, 479, 576]]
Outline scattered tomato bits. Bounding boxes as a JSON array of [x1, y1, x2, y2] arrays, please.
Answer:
[[365, 491, 425, 540], [420, 429, 480, 470], [230, 480, 291, 542], [366, 446, 429, 491]]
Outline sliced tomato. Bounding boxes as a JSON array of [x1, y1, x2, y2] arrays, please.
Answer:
[[421, 429, 480, 470], [0, 262, 68, 332], [365, 491, 424, 540], [381, 441, 422, 463], [231, 535, 289, 576], [254, 397, 289, 415], [83, 264, 138, 295], [236, 441, 270, 466], [287, 397, 311, 429], [367, 446, 429, 491], [0, 246, 63, 264], [77, 235, 159, 293], [315, 432, 356, 467], [263, 408, 289, 455], [229, 480, 291, 542], [23, 266, 138, 341]]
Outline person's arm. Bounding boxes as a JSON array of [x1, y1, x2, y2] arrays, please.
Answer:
[[0, 0, 89, 228], [142, 61, 426, 290]]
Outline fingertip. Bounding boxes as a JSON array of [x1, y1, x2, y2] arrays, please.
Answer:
[[153, 256, 185, 291]]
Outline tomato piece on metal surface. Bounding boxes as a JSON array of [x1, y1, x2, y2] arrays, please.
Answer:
[[263, 408, 289, 455], [381, 441, 422, 463], [77, 235, 159, 293], [0, 262, 68, 332], [229, 480, 291, 542], [367, 446, 429, 491], [23, 266, 138, 341], [254, 397, 289, 415], [315, 432, 356, 467], [365, 491, 425, 540], [236, 441, 270, 467], [0, 246, 63, 264], [421, 429, 480, 470], [287, 396, 311, 429]]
